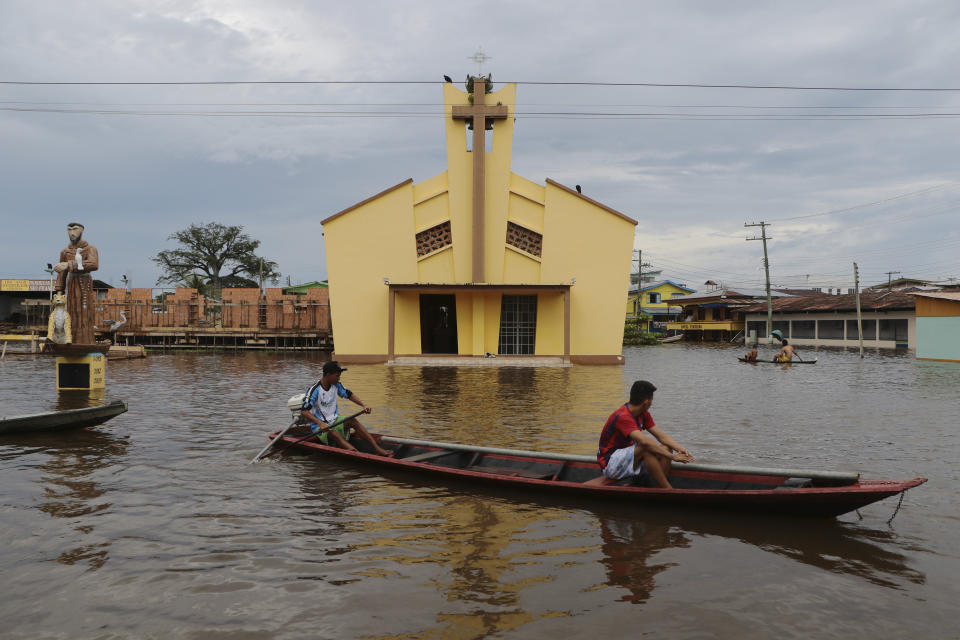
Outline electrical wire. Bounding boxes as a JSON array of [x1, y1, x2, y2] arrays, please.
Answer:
[[6, 79, 960, 91]]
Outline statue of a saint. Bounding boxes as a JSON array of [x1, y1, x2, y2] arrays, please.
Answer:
[[53, 222, 99, 345]]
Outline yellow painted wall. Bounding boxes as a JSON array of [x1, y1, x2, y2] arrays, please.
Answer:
[[627, 281, 692, 315], [324, 182, 417, 356], [534, 293, 564, 355], [502, 248, 541, 283], [417, 247, 455, 283], [413, 191, 450, 234], [540, 182, 635, 355], [394, 291, 422, 354], [507, 191, 545, 233]]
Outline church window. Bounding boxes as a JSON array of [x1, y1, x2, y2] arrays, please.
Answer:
[[498, 294, 537, 355], [416, 221, 452, 257], [505, 222, 542, 257]]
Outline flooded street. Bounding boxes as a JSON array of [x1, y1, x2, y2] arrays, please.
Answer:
[[1, 344, 958, 639]]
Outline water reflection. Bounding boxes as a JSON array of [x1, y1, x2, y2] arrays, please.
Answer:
[[597, 515, 689, 603], [288, 450, 926, 638], [590, 506, 924, 600], [25, 428, 128, 570], [381, 364, 626, 451], [295, 468, 578, 639], [55, 390, 107, 410]]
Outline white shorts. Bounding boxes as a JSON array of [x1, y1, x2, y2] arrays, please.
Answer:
[[603, 445, 648, 481]]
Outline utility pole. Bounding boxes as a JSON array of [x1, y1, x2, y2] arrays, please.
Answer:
[[745, 221, 773, 344], [885, 270, 901, 291], [632, 249, 651, 316], [259, 258, 265, 295], [854, 262, 864, 358]]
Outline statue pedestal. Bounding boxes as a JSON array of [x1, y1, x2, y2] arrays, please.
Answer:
[[56, 353, 106, 391]]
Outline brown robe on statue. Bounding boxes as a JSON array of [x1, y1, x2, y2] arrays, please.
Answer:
[[54, 241, 99, 345]]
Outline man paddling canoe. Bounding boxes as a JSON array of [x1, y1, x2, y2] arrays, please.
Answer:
[[300, 361, 393, 457], [771, 329, 799, 362], [586, 380, 694, 488]]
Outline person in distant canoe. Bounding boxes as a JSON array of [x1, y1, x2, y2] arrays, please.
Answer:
[[585, 380, 694, 488], [300, 361, 393, 457], [743, 346, 759, 362], [771, 329, 797, 362]]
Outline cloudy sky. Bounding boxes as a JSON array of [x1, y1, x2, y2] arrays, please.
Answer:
[[2, 0, 959, 291]]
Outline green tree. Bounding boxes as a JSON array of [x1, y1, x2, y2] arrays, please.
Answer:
[[153, 222, 280, 293]]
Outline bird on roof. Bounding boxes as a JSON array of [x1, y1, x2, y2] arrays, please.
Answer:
[[575, 184, 582, 194], [443, 75, 453, 83]]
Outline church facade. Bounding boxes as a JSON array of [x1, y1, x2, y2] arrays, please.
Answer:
[[322, 78, 637, 364]]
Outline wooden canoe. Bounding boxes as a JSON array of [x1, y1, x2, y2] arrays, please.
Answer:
[[266, 429, 925, 518], [739, 357, 818, 364], [0, 400, 128, 434]]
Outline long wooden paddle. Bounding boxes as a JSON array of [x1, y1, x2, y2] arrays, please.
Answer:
[[256, 409, 366, 462], [250, 421, 298, 464]]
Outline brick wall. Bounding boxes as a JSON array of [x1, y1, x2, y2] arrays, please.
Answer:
[[222, 288, 260, 328]]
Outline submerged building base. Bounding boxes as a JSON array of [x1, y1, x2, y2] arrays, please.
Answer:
[[334, 353, 626, 366]]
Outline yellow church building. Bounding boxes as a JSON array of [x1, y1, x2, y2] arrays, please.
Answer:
[[321, 76, 637, 364]]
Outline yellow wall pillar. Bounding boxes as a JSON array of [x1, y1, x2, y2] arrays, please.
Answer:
[[56, 353, 106, 391], [472, 296, 485, 356]]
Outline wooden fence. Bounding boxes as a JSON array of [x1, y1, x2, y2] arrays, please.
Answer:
[[94, 287, 331, 332]]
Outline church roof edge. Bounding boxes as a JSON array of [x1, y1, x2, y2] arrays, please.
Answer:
[[545, 179, 637, 225], [322, 178, 414, 225]]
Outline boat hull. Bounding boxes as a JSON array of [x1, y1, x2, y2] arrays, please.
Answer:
[[267, 430, 925, 518], [0, 400, 128, 434]]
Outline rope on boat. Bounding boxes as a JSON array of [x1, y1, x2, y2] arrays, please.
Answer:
[[887, 491, 906, 525]]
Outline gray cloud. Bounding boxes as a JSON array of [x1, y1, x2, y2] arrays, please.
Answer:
[[1, 0, 958, 289]]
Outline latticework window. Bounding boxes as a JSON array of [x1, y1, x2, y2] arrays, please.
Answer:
[[506, 222, 542, 257], [416, 221, 452, 257]]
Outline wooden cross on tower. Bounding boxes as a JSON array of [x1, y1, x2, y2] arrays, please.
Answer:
[[452, 76, 508, 282]]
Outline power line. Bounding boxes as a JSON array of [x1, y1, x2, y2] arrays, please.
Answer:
[[770, 181, 960, 222], [7, 79, 960, 91], [12, 105, 960, 120], [8, 99, 960, 110]]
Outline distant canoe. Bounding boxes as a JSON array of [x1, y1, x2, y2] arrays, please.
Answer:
[[0, 400, 128, 435], [739, 357, 818, 364], [658, 334, 684, 343]]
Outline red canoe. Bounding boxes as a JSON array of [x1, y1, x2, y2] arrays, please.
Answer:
[[264, 429, 926, 518]]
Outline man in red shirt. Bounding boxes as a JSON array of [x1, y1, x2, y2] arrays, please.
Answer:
[[586, 380, 694, 488]]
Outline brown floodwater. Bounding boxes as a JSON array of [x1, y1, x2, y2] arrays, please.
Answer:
[[1, 344, 957, 639]]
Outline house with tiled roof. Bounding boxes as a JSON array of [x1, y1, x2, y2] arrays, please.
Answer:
[[742, 291, 916, 350], [666, 287, 794, 342]]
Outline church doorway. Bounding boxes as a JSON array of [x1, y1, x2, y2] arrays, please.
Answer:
[[419, 294, 458, 354]]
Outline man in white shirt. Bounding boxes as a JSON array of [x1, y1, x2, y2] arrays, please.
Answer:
[[300, 361, 393, 456]]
